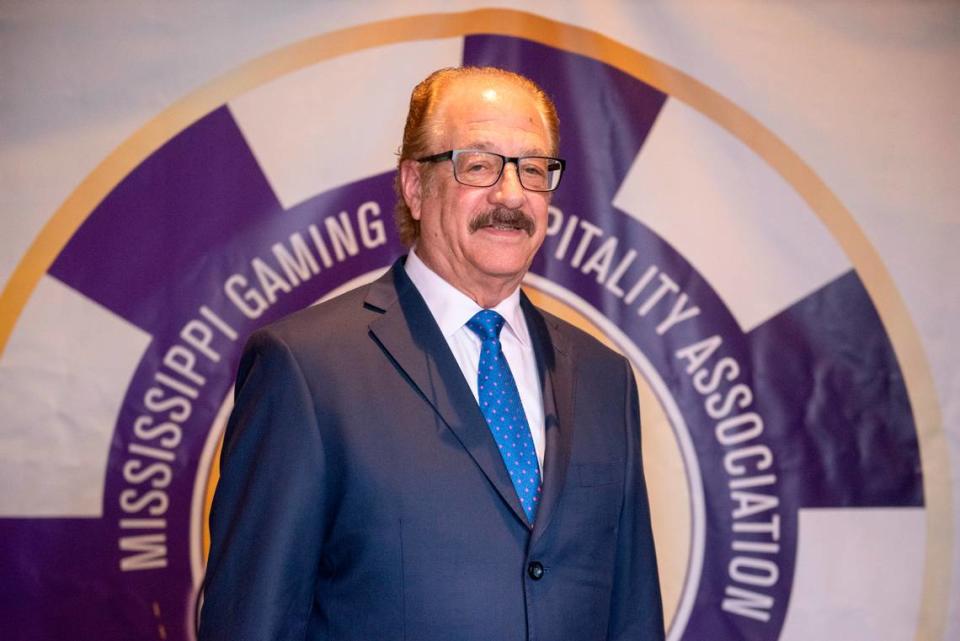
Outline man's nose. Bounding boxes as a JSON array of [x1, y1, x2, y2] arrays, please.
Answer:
[[489, 162, 525, 209]]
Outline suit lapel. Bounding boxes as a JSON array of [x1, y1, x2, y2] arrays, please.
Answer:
[[366, 261, 531, 527], [522, 294, 575, 543]]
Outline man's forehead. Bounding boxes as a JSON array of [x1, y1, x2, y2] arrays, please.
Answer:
[[430, 75, 552, 150]]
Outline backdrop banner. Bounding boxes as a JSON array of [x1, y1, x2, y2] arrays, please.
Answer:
[[1, 4, 957, 641]]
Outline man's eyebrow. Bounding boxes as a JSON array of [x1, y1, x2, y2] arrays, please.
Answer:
[[462, 140, 495, 152], [461, 141, 550, 156]]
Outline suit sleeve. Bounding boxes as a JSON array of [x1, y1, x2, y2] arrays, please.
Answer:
[[607, 359, 665, 640], [198, 329, 327, 641]]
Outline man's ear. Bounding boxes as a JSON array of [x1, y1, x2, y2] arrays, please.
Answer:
[[399, 159, 424, 221]]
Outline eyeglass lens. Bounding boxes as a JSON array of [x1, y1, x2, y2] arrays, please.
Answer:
[[452, 151, 562, 191]]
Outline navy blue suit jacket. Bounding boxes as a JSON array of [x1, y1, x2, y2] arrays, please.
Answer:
[[199, 259, 663, 640]]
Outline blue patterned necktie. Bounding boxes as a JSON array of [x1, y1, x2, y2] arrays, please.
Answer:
[[467, 309, 542, 523]]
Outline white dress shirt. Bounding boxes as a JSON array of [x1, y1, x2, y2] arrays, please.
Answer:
[[404, 249, 545, 472]]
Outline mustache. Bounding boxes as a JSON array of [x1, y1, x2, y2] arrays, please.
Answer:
[[468, 208, 536, 236]]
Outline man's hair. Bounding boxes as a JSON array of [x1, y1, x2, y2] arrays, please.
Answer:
[[393, 66, 560, 246]]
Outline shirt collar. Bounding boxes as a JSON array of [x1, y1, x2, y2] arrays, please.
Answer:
[[404, 248, 529, 345]]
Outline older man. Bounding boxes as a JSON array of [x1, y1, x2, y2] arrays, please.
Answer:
[[199, 66, 663, 641]]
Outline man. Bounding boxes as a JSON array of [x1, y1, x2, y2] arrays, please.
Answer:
[[199, 66, 663, 641]]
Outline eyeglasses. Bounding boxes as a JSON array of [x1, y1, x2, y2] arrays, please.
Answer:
[[416, 149, 566, 192]]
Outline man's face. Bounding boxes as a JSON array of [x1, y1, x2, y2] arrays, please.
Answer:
[[403, 76, 553, 303]]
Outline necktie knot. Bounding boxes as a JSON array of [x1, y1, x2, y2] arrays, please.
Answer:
[[467, 309, 506, 342]]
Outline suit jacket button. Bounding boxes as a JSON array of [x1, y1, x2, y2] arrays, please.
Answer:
[[527, 561, 544, 580]]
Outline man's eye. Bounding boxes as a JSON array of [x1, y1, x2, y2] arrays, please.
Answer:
[[463, 159, 495, 173], [522, 163, 547, 178]]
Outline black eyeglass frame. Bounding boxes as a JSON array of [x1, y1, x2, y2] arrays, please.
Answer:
[[416, 149, 566, 192]]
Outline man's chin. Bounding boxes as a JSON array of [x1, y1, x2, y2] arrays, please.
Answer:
[[469, 249, 539, 281]]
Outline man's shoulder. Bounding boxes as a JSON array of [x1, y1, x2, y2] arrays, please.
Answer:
[[245, 276, 382, 353]]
